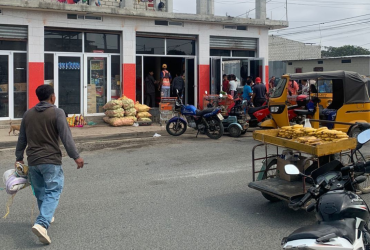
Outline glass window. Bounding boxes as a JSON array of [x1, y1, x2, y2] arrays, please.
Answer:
[[271, 78, 287, 98], [232, 50, 255, 57], [85, 33, 120, 53], [136, 56, 143, 102], [210, 49, 230, 57], [44, 54, 54, 85], [0, 40, 27, 51], [45, 30, 82, 52], [136, 37, 165, 55], [0, 55, 9, 118], [111, 55, 121, 100], [87, 57, 107, 114], [166, 39, 195, 55], [14, 53, 27, 118], [318, 80, 333, 93]]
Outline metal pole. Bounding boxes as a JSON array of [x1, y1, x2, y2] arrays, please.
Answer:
[[286, 0, 288, 21]]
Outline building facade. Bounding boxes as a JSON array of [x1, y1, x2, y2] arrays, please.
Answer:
[[286, 56, 370, 76], [0, 0, 287, 120]]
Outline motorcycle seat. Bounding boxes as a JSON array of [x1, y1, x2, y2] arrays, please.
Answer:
[[294, 109, 315, 116], [286, 218, 355, 244], [195, 108, 215, 117], [248, 105, 268, 114]]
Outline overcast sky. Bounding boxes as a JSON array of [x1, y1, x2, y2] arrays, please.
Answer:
[[173, 0, 370, 49]]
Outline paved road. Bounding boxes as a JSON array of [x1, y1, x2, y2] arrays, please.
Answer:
[[1, 132, 369, 250]]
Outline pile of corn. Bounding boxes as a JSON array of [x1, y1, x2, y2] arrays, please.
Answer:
[[277, 125, 349, 146]]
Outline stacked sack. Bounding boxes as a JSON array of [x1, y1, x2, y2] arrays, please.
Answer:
[[103, 99, 135, 127], [120, 96, 137, 122], [135, 101, 152, 122]]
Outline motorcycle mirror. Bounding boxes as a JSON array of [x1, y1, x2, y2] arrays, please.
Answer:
[[357, 129, 370, 145], [285, 164, 300, 175], [355, 175, 367, 184]]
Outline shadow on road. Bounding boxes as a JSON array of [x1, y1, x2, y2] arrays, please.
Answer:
[[0, 221, 40, 248]]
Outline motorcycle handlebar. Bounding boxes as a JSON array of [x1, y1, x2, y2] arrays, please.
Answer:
[[289, 192, 312, 210], [341, 161, 370, 173]]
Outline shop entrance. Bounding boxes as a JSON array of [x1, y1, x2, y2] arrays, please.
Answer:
[[137, 56, 196, 107]]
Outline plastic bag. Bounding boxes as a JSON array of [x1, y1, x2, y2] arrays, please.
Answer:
[[122, 99, 135, 109], [134, 101, 150, 112], [153, 133, 161, 138], [105, 117, 135, 127], [137, 112, 152, 118], [125, 108, 137, 116], [103, 100, 123, 110], [138, 117, 152, 122], [125, 116, 137, 122], [304, 119, 312, 128]]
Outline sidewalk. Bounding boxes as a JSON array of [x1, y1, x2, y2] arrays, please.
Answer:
[[0, 123, 166, 149]]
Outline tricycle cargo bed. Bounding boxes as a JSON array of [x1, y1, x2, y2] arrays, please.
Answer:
[[253, 129, 356, 157], [248, 178, 306, 201]]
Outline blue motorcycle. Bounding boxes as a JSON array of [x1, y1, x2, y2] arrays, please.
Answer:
[[166, 91, 224, 139]]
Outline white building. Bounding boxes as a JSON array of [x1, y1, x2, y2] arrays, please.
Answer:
[[0, 0, 287, 120]]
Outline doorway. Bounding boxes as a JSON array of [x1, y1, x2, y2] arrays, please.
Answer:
[[54, 54, 83, 115], [138, 56, 196, 107]]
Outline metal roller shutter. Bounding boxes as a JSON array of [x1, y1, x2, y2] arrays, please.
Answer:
[[137, 32, 197, 40], [210, 36, 257, 50], [0, 25, 28, 40]]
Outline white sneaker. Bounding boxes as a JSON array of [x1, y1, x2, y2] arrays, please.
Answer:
[[51, 217, 55, 224], [32, 224, 51, 245]]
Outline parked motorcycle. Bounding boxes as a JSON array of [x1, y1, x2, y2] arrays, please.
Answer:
[[166, 90, 224, 139], [281, 128, 370, 249]]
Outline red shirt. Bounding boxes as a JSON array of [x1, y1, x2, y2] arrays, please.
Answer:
[[222, 80, 229, 93]]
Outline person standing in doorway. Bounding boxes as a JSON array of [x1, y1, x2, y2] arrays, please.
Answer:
[[144, 70, 158, 107], [229, 75, 237, 97], [160, 64, 172, 98], [222, 74, 229, 93], [252, 77, 267, 107], [15, 85, 84, 245], [243, 79, 254, 108], [172, 72, 185, 98]]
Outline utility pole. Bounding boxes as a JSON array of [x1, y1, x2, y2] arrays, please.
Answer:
[[286, 0, 288, 21]]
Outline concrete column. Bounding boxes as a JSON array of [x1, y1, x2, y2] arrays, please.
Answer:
[[122, 24, 136, 100], [197, 32, 210, 109], [28, 21, 45, 109], [196, 0, 207, 15], [207, 0, 214, 15], [166, 0, 173, 13], [256, 0, 266, 19]]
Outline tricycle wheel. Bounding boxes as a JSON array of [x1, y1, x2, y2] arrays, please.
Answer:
[[348, 125, 361, 138], [228, 124, 241, 137], [261, 159, 280, 202]]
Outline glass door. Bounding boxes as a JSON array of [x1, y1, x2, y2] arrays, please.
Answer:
[[210, 58, 221, 94], [249, 59, 264, 83], [84, 54, 110, 115], [185, 58, 195, 105], [54, 55, 82, 115], [0, 53, 12, 119]]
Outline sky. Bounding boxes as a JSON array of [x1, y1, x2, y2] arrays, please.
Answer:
[[173, 0, 370, 49]]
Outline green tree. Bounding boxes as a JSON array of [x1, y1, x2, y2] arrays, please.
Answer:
[[322, 45, 370, 57]]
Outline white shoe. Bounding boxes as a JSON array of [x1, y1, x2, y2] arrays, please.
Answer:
[[51, 217, 55, 224], [32, 224, 51, 245]]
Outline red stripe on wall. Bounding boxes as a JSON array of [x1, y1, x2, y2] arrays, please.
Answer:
[[28, 62, 44, 109], [123, 63, 136, 101], [198, 64, 210, 110], [265, 65, 269, 92]]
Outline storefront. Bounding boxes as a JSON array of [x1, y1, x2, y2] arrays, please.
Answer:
[[43, 29, 121, 116], [0, 25, 28, 120], [209, 36, 264, 94], [135, 32, 197, 107]]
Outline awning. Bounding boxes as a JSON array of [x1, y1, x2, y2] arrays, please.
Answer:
[[0, 25, 28, 40]]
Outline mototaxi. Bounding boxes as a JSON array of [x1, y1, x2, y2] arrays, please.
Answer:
[[261, 71, 370, 133]]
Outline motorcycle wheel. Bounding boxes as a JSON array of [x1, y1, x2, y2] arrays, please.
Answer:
[[205, 118, 224, 139], [228, 124, 241, 137], [166, 119, 187, 136], [261, 159, 281, 202]]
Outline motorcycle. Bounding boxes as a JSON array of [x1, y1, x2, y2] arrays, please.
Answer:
[[166, 90, 224, 139], [281, 126, 370, 249]]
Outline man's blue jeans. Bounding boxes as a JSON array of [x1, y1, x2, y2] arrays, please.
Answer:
[[29, 164, 64, 229], [161, 87, 171, 97]]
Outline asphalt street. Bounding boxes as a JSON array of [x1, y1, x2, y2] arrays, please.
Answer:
[[1, 132, 369, 250]]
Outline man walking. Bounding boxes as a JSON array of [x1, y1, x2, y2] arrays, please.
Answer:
[[252, 77, 267, 107], [172, 72, 185, 97], [144, 70, 157, 107], [15, 85, 84, 245], [160, 64, 172, 98]]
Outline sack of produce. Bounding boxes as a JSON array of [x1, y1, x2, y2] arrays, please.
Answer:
[[125, 116, 138, 122], [120, 118, 135, 126], [125, 108, 137, 116], [134, 102, 150, 112], [122, 98, 135, 109], [138, 117, 152, 122], [118, 95, 128, 100], [105, 117, 135, 127], [103, 100, 123, 110], [137, 112, 152, 118], [105, 108, 125, 118], [103, 116, 110, 124]]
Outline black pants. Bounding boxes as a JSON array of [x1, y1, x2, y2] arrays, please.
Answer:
[[145, 92, 155, 107], [254, 98, 266, 107], [173, 88, 183, 97]]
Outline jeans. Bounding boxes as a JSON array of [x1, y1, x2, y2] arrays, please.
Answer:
[[161, 87, 171, 98], [29, 164, 64, 229]]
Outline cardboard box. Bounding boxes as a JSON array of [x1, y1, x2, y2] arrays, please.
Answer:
[[276, 156, 311, 182], [0, 84, 8, 93], [14, 83, 27, 92]]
